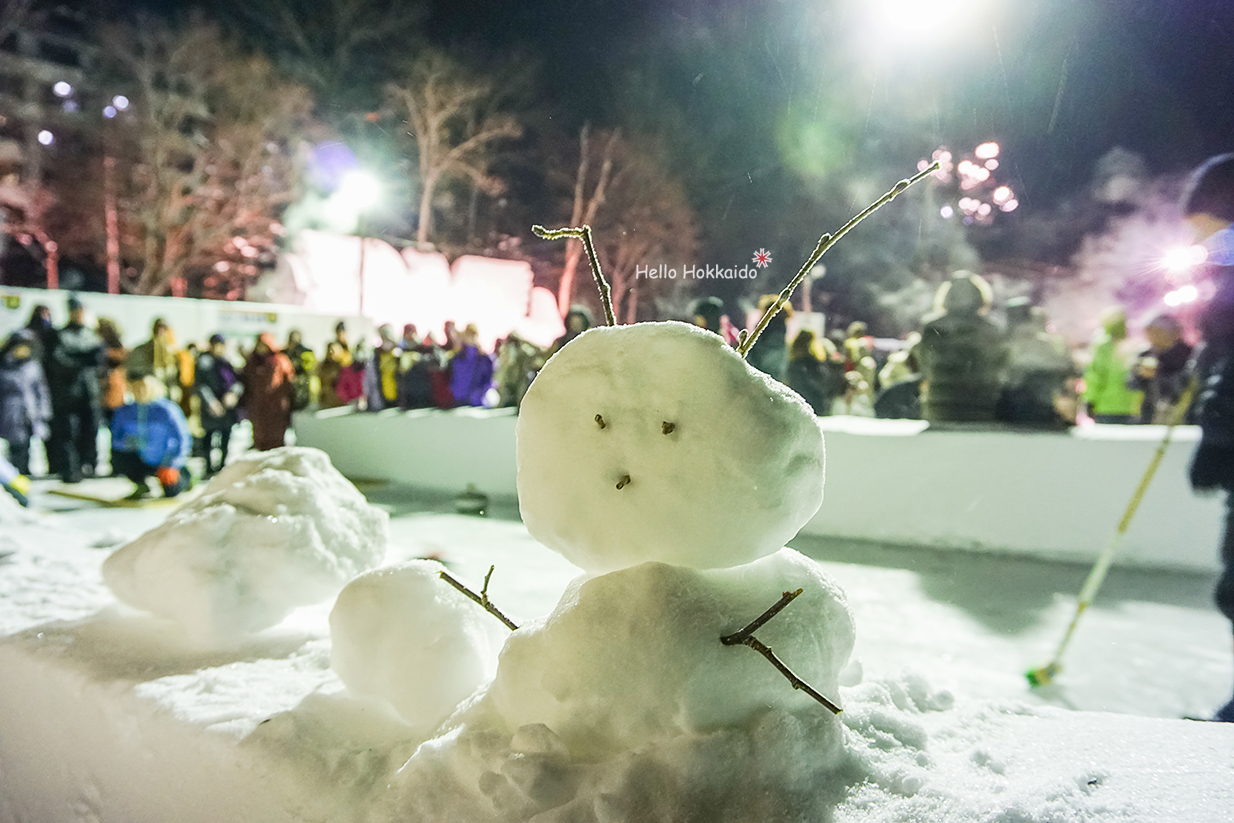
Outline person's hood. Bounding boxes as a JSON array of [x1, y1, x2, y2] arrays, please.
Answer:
[[1205, 225, 1234, 266]]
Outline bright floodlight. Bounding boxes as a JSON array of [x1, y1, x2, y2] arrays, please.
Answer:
[[1162, 244, 1207, 274], [37, 130, 53, 146], [338, 171, 381, 211], [53, 81, 72, 97], [869, 0, 969, 41]]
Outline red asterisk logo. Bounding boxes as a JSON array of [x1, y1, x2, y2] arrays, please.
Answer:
[[752, 248, 773, 268]]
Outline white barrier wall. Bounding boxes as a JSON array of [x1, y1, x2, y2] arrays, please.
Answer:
[[293, 410, 1226, 574]]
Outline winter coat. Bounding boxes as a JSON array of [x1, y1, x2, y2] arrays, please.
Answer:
[[1193, 227, 1234, 461], [45, 322, 104, 408], [111, 398, 191, 469], [747, 319, 789, 384], [918, 310, 1007, 423], [874, 374, 923, 420], [786, 355, 844, 416], [1083, 332, 1140, 417], [101, 346, 128, 411], [195, 352, 240, 430], [242, 347, 295, 451], [126, 336, 178, 389], [998, 326, 1076, 426], [448, 345, 495, 407], [363, 346, 401, 411], [317, 358, 346, 409], [0, 340, 52, 443], [1131, 340, 1193, 424], [335, 364, 366, 404]]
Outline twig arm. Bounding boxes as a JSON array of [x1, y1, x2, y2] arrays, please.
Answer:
[[721, 587, 842, 714], [721, 589, 803, 645], [532, 224, 616, 326], [737, 161, 940, 358], [440, 569, 519, 630], [741, 636, 842, 714]]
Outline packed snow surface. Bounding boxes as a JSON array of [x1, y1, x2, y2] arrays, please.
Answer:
[[102, 447, 388, 642], [1, 506, 1233, 822], [516, 322, 826, 573], [329, 560, 507, 734]]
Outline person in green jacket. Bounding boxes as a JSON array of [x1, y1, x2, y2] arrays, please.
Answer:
[[1082, 308, 1142, 423]]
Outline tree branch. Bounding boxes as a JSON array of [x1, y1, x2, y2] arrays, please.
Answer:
[[721, 588, 842, 715], [440, 567, 519, 631]]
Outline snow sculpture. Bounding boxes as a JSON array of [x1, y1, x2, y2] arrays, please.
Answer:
[[103, 447, 388, 642], [392, 169, 937, 820], [489, 549, 854, 757], [329, 560, 507, 734], [516, 322, 827, 573]]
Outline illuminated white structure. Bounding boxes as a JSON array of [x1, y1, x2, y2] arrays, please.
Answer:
[[250, 230, 565, 349]]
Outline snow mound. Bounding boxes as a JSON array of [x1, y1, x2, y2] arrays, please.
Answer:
[[391, 550, 855, 821], [102, 447, 388, 642], [489, 548, 854, 756], [517, 322, 826, 573], [329, 560, 507, 735]]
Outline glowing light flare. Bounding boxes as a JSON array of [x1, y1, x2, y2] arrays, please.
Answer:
[[1161, 244, 1208, 274], [53, 81, 72, 97], [993, 186, 1013, 204], [1000, 199, 1019, 212], [975, 141, 1000, 160], [103, 106, 117, 119], [977, 203, 992, 217], [940, 205, 954, 219], [37, 130, 53, 146], [338, 170, 382, 211], [985, 159, 999, 170], [113, 95, 129, 110], [865, 0, 976, 46], [1164, 285, 1200, 307]]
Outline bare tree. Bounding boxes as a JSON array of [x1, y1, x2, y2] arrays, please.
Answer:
[[557, 123, 619, 316], [220, 0, 424, 109], [105, 18, 313, 296], [554, 131, 698, 323], [385, 52, 522, 246], [594, 139, 698, 323]]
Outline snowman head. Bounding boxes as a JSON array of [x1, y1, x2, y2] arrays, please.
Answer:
[[516, 321, 825, 574]]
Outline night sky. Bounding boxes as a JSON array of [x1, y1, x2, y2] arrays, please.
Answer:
[[72, 0, 1234, 311]]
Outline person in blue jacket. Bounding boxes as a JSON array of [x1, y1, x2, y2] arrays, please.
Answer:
[[110, 375, 191, 500]]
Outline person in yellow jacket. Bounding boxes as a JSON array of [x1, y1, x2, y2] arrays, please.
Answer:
[[1082, 307, 1142, 423]]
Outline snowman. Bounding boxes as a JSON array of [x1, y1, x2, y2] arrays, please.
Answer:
[[330, 170, 935, 821]]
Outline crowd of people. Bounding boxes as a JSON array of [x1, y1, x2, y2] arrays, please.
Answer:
[[0, 275, 1208, 507], [0, 304, 583, 503], [724, 278, 1195, 432]]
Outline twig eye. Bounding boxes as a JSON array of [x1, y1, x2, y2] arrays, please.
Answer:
[[662, 421, 675, 435], [616, 474, 631, 490], [595, 414, 606, 429]]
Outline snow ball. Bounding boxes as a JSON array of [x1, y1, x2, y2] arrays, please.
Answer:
[[103, 447, 388, 642], [516, 322, 825, 573], [488, 548, 853, 758], [329, 560, 507, 734]]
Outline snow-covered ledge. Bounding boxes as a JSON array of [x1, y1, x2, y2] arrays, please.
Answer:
[[293, 410, 1225, 573]]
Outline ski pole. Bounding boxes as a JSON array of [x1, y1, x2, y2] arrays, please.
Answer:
[[1026, 379, 1197, 687]]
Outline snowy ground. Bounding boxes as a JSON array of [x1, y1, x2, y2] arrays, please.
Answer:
[[16, 475, 1232, 722], [4, 467, 1234, 822]]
